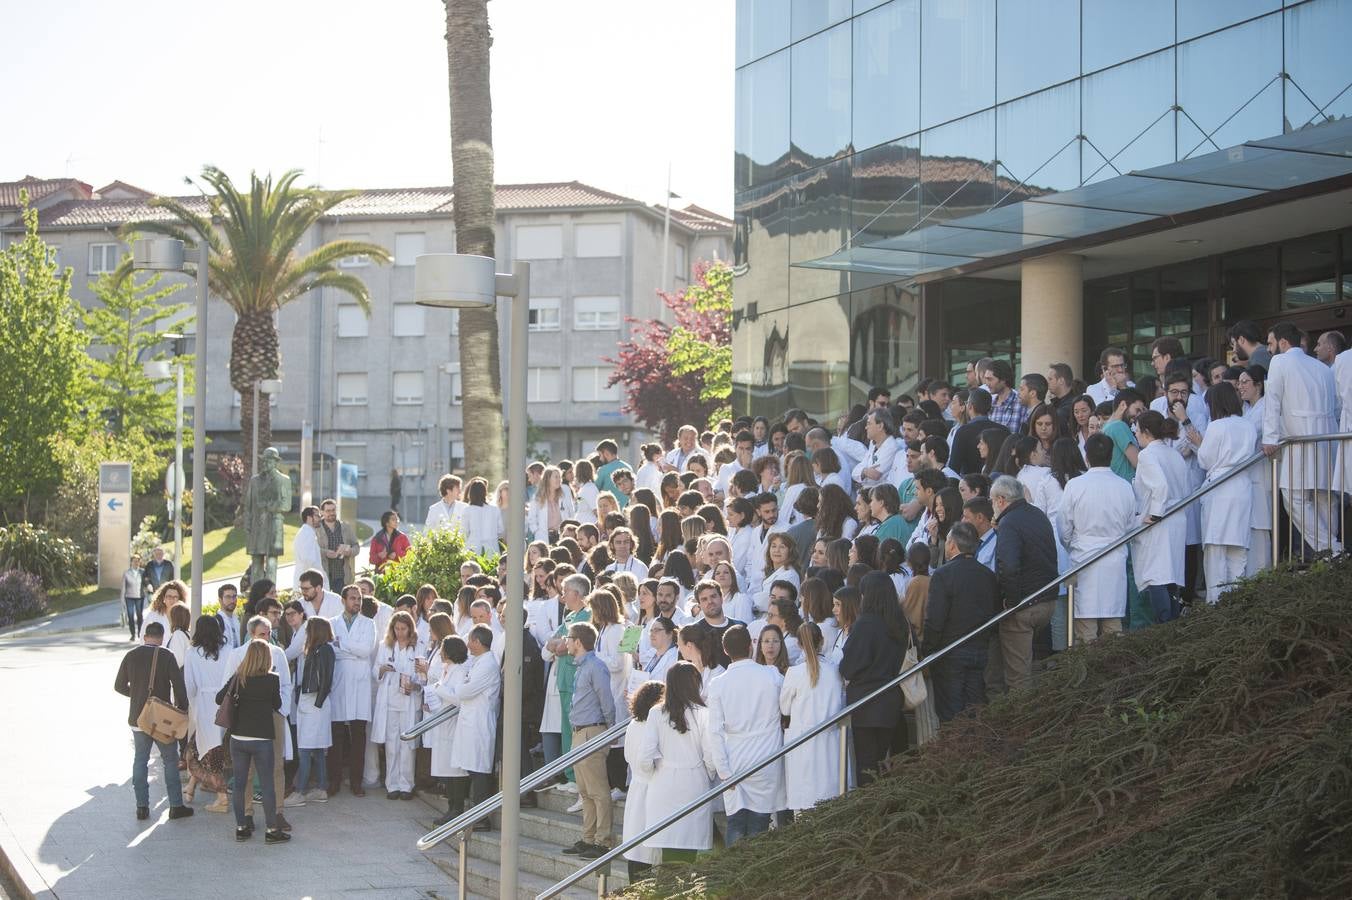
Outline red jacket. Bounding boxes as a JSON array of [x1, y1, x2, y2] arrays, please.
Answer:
[[369, 529, 410, 571]]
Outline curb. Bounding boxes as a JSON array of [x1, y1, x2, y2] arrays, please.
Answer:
[[0, 601, 120, 641], [0, 808, 54, 900]]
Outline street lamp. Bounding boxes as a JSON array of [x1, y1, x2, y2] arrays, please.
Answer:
[[415, 254, 529, 900], [133, 237, 208, 618], [143, 332, 186, 581], [251, 377, 283, 476]]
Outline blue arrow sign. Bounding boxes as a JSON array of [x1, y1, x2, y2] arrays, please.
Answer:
[[107, 497, 124, 511]]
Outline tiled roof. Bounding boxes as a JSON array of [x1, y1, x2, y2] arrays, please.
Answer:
[[94, 180, 154, 199], [33, 196, 209, 229], [0, 176, 91, 210], [669, 204, 733, 232]]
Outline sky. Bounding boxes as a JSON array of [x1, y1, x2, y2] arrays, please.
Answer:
[[1, 0, 734, 216]]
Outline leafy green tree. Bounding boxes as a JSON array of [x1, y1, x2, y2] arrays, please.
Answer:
[[0, 196, 89, 519], [666, 261, 733, 425]]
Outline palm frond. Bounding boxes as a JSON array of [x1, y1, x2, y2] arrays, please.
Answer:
[[278, 270, 373, 311]]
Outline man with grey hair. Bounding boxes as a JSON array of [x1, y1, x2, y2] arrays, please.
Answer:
[[988, 475, 1058, 695], [922, 521, 1000, 722], [543, 573, 593, 793]]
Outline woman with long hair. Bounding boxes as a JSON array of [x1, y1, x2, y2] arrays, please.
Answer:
[[958, 472, 990, 503], [853, 487, 878, 536], [1237, 364, 1272, 574], [427, 635, 470, 826], [828, 586, 861, 665], [711, 560, 753, 624], [824, 538, 852, 577], [900, 542, 931, 642], [1131, 411, 1190, 626], [166, 603, 192, 669], [779, 453, 815, 527], [876, 537, 910, 597], [1197, 382, 1257, 604], [635, 662, 716, 861], [290, 616, 335, 804], [142, 578, 188, 640], [839, 573, 907, 786], [1025, 403, 1062, 456], [372, 611, 422, 799], [979, 428, 1009, 477], [779, 622, 845, 813], [815, 483, 857, 542], [461, 477, 504, 555], [627, 504, 657, 564], [1011, 435, 1062, 521], [663, 549, 698, 600], [696, 503, 727, 536], [217, 640, 286, 843], [754, 623, 790, 676], [528, 466, 575, 545], [676, 625, 724, 697], [812, 446, 852, 496], [185, 614, 230, 810], [799, 577, 841, 659], [1071, 394, 1096, 462], [658, 472, 683, 511], [610, 571, 640, 625], [767, 596, 805, 665], [622, 680, 666, 878], [756, 532, 802, 617], [454, 586, 477, 636], [655, 509, 685, 562], [850, 534, 880, 570], [573, 458, 599, 525], [369, 509, 410, 573], [723, 497, 759, 590], [1049, 436, 1087, 489]]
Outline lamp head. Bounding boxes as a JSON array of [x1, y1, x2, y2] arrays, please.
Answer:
[[132, 238, 186, 272], [414, 254, 498, 309], [259, 378, 282, 395]]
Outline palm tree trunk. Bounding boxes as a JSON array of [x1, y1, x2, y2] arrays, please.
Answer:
[[231, 308, 280, 482], [445, 0, 505, 485]]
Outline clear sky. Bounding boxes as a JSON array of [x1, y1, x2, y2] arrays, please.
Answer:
[[1, 0, 734, 215]]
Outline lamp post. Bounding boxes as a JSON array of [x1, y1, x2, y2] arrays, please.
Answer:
[[251, 378, 283, 475], [143, 332, 186, 577], [415, 254, 529, 900], [133, 238, 208, 618]]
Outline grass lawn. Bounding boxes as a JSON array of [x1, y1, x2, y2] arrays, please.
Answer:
[[164, 514, 372, 583], [46, 584, 119, 615]]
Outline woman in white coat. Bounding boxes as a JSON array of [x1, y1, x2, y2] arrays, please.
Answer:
[[622, 682, 665, 877], [290, 616, 335, 803], [528, 465, 576, 544], [1196, 383, 1257, 604], [370, 611, 423, 798], [1131, 412, 1191, 624], [637, 662, 717, 861], [1057, 437, 1137, 643], [460, 477, 504, 555], [184, 614, 231, 811], [1239, 365, 1273, 575], [779, 623, 845, 813], [572, 459, 600, 526], [435, 630, 503, 818], [425, 635, 469, 826]]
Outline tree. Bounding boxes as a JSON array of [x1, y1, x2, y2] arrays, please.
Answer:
[[607, 260, 733, 441], [81, 261, 191, 447], [0, 196, 89, 519], [445, 0, 506, 485], [122, 167, 391, 479]]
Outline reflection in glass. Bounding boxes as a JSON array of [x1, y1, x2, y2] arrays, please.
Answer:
[[1177, 14, 1283, 159], [789, 158, 852, 304], [792, 0, 851, 42], [736, 0, 791, 67], [745, 308, 790, 419], [1221, 245, 1279, 321], [920, 0, 995, 128], [995, 83, 1081, 200], [851, 136, 921, 247], [736, 51, 790, 191], [792, 23, 852, 167], [734, 177, 793, 314], [1283, 234, 1338, 308], [1343, 231, 1352, 302], [850, 283, 920, 401], [920, 110, 995, 224], [996, 0, 1080, 102], [1177, 0, 1280, 41], [937, 278, 1021, 379], [788, 296, 851, 421], [1284, 0, 1352, 128], [1082, 49, 1176, 182], [852, 0, 920, 152], [1159, 262, 1210, 336], [1081, 0, 1173, 73]]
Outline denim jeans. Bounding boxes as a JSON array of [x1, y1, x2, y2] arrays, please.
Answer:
[[295, 747, 327, 795], [124, 597, 143, 639], [1143, 584, 1179, 624], [724, 809, 771, 846], [231, 738, 277, 829], [132, 729, 184, 809]]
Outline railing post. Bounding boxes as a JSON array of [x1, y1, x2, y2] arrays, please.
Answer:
[[597, 869, 608, 898], [1065, 582, 1075, 649], [458, 832, 468, 900], [838, 721, 849, 795], [1272, 443, 1280, 566]]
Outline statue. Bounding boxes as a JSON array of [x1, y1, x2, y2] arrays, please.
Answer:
[[244, 447, 292, 585]]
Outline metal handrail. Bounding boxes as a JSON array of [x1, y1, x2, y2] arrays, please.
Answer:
[[401, 705, 459, 742], [537, 438, 1300, 899]]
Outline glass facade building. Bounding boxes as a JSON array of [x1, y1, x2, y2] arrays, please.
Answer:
[[732, 0, 1352, 421]]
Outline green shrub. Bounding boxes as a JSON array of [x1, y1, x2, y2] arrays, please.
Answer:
[[130, 518, 163, 561], [0, 523, 91, 588], [0, 569, 49, 627], [374, 527, 499, 602]]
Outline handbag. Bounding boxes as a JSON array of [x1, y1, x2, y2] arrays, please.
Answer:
[[899, 625, 928, 711], [215, 674, 239, 729], [136, 646, 189, 742]]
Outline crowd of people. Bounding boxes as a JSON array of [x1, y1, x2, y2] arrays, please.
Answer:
[[116, 317, 1352, 869]]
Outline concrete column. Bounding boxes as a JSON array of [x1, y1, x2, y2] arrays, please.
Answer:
[[1020, 253, 1083, 378]]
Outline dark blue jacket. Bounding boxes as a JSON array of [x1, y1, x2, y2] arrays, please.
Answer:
[[993, 498, 1058, 609]]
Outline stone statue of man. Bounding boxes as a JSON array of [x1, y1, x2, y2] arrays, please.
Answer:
[[244, 447, 292, 585]]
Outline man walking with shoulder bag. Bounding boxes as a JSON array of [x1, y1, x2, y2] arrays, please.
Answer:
[[114, 622, 194, 822]]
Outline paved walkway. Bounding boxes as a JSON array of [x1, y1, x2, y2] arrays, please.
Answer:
[[0, 629, 463, 900]]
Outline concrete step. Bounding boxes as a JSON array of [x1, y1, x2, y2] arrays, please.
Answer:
[[533, 784, 631, 819], [512, 804, 622, 847], [428, 853, 599, 900]]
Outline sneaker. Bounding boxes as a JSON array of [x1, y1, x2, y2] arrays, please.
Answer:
[[561, 840, 590, 856], [557, 782, 579, 794], [283, 792, 306, 808], [566, 799, 584, 814], [578, 843, 609, 860], [305, 790, 328, 803], [252, 791, 263, 803], [265, 828, 291, 844], [610, 788, 626, 801], [168, 806, 195, 820], [386, 790, 401, 800]]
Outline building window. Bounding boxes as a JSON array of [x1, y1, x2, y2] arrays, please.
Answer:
[[515, 224, 563, 260], [88, 243, 120, 274], [394, 232, 426, 267], [392, 371, 425, 405], [337, 305, 368, 338], [332, 443, 367, 479], [336, 372, 368, 406], [574, 296, 621, 331], [527, 367, 562, 403], [339, 233, 372, 268], [571, 366, 622, 402], [529, 297, 561, 331], [450, 440, 466, 470], [392, 303, 426, 336], [674, 244, 689, 284], [450, 370, 463, 405], [575, 223, 622, 258]]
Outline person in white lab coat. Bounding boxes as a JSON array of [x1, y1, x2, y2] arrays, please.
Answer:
[[637, 662, 717, 858], [528, 465, 576, 544], [1057, 434, 1137, 643], [184, 614, 231, 812], [426, 635, 468, 826], [435, 625, 502, 824], [1131, 413, 1191, 624], [1196, 383, 1258, 603], [1262, 322, 1343, 554], [469, 600, 505, 666], [291, 506, 327, 591], [622, 682, 665, 877], [290, 616, 335, 803], [1239, 366, 1274, 575], [848, 410, 899, 490], [424, 474, 466, 533], [704, 625, 785, 846], [297, 569, 343, 620], [459, 477, 505, 555], [1335, 346, 1352, 492], [327, 589, 377, 795], [370, 611, 423, 799], [779, 622, 844, 813]]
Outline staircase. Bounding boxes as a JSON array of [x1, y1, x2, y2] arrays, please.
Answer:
[[416, 786, 631, 900]]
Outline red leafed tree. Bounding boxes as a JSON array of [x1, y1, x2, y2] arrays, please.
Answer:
[[606, 260, 732, 444]]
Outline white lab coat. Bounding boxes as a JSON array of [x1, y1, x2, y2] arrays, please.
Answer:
[[705, 660, 785, 816], [304, 591, 344, 622], [1245, 399, 1274, 534], [328, 613, 377, 722], [1334, 349, 1352, 491], [1196, 415, 1258, 548], [370, 643, 422, 744], [524, 598, 561, 653], [425, 498, 466, 532], [165, 629, 190, 669], [528, 491, 576, 542], [755, 566, 800, 617], [293, 650, 334, 750], [636, 460, 665, 495], [1131, 441, 1190, 590], [459, 504, 504, 555], [622, 716, 661, 864], [594, 622, 633, 727], [723, 591, 754, 624], [292, 525, 326, 590], [638, 705, 716, 851], [574, 482, 599, 525], [727, 526, 761, 595], [184, 646, 230, 755], [1263, 346, 1340, 490], [1018, 465, 1063, 521], [425, 659, 465, 777], [1058, 467, 1136, 618], [436, 650, 501, 774], [849, 438, 897, 489], [779, 659, 844, 812], [778, 483, 808, 527]]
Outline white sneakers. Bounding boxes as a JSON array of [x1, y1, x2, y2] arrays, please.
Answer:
[[282, 792, 306, 808], [566, 799, 584, 813], [305, 790, 329, 803], [610, 788, 626, 801]]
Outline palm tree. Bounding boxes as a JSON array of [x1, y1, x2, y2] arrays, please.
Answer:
[[445, 0, 506, 485], [123, 167, 391, 479]]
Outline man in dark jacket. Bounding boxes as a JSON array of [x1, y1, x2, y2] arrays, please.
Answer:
[[142, 547, 175, 595], [949, 390, 1008, 475], [113, 622, 193, 821], [495, 623, 545, 808], [989, 475, 1058, 695], [922, 523, 1000, 721]]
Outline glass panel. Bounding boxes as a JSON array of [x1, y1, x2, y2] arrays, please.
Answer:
[[792, 0, 851, 41], [1283, 234, 1339, 308], [1131, 273, 1158, 343], [736, 0, 791, 66], [1178, 0, 1280, 41], [789, 157, 852, 303], [920, 109, 995, 225], [741, 307, 791, 419], [791, 23, 852, 167], [851, 283, 920, 401], [1085, 277, 1131, 376], [788, 295, 851, 421], [1082, 0, 1174, 73], [940, 198, 1154, 239], [1176, 13, 1283, 160], [793, 245, 978, 277], [852, 0, 920, 152], [996, 0, 1080, 102], [1082, 49, 1177, 182], [872, 224, 1059, 257], [1159, 261, 1210, 335], [734, 177, 793, 314], [736, 50, 790, 191], [1221, 245, 1280, 321], [1036, 174, 1262, 216], [1284, 0, 1352, 128], [939, 278, 1021, 377], [920, 0, 995, 128], [851, 135, 921, 249], [995, 82, 1081, 201], [1156, 142, 1352, 191]]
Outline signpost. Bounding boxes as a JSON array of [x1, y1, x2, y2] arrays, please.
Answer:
[[98, 462, 132, 589], [338, 460, 359, 528]]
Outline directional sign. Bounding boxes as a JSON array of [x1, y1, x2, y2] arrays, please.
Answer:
[[98, 462, 132, 589], [107, 497, 124, 512]]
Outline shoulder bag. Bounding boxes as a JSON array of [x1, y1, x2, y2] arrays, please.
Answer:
[[136, 647, 190, 742], [899, 624, 928, 711], [215, 673, 239, 729]]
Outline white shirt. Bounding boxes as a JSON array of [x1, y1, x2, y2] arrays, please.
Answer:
[[635, 460, 665, 495], [665, 445, 697, 471], [1086, 377, 1134, 407], [605, 556, 650, 580], [292, 524, 326, 590], [425, 498, 466, 532], [851, 438, 897, 489], [714, 459, 746, 497]]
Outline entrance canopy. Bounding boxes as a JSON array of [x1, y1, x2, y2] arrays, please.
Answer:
[[796, 117, 1352, 284]]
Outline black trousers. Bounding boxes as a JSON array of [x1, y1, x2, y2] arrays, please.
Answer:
[[853, 726, 893, 787], [932, 647, 988, 722], [328, 720, 367, 790]]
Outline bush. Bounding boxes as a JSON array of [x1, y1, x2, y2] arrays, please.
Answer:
[[374, 527, 499, 602], [0, 569, 49, 627], [0, 523, 91, 588]]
